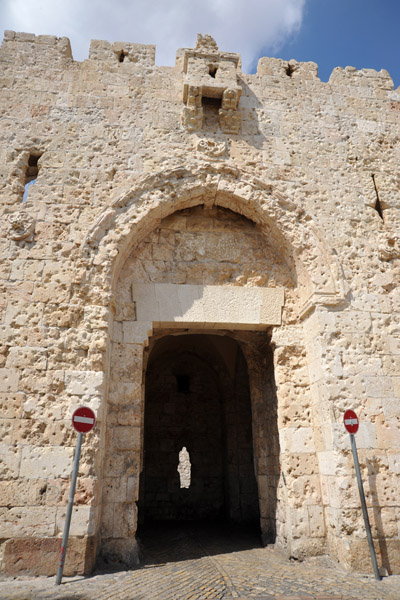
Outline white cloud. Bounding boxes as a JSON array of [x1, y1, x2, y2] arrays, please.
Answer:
[[0, 0, 306, 71]]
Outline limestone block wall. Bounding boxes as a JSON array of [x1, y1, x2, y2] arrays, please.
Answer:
[[0, 29, 399, 575]]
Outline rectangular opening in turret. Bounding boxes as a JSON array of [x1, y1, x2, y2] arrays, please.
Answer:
[[201, 96, 221, 130], [201, 96, 222, 109]]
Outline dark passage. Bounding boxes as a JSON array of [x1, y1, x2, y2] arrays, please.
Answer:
[[137, 520, 262, 567], [138, 334, 260, 527]]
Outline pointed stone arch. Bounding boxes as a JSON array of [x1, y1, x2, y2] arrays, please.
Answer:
[[81, 163, 348, 316]]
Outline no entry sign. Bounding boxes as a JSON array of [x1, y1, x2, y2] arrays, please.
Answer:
[[72, 407, 96, 434], [342, 408, 381, 580], [56, 405, 96, 585], [343, 409, 359, 434]]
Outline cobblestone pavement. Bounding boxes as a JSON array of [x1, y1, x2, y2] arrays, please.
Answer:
[[0, 522, 399, 600]]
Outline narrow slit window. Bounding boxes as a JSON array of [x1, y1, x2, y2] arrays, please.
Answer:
[[372, 174, 384, 220], [23, 153, 41, 203], [177, 446, 191, 488]]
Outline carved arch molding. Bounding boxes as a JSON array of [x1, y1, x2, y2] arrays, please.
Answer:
[[81, 164, 348, 317]]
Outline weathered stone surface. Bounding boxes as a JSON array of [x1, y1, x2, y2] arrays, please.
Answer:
[[0, 506, 57, 537], [19, 446, 75, 478], [2, 536, 95, 576], [132, 283, 284, 327], [0, 30, 399, 577]]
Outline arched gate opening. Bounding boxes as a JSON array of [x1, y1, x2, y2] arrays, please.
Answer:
[[98, 184, 339, 565], [86, 166, 349, 569]]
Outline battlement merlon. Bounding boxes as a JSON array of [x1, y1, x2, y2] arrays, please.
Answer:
[[2, 30, 72, 61], [257, 56, 319, 81], [88, 39, 155, 67], [329, 65, 394, 89]]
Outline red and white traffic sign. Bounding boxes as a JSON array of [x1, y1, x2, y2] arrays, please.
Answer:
[[72, 407, 96, 434], [343, 409, 359, 434], [57, 406, 96, 585]]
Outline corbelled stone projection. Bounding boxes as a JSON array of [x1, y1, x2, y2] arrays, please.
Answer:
[[0, 30, 399, 577]]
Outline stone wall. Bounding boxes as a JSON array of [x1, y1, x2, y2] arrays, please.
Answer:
[[0, 29, 399, 576]]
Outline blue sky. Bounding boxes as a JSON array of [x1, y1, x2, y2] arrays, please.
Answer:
[[271, 0, 400, 85], [1, 0, 399, 87]]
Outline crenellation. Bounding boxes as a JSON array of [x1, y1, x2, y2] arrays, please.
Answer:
[[329, 65, 394, 90], [256, 56, 319, 82]]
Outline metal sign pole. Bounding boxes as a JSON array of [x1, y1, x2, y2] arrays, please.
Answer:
[[55, 432, 83, 586], [349, 433, 381, 581]]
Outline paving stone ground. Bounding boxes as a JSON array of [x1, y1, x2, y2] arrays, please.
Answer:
[[0, 522, 399, 600]]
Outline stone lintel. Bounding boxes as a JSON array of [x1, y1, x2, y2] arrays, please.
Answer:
[[132, 284, 284, 328]]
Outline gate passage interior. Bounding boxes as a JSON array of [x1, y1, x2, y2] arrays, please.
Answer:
[[138, 331, 279, 541]]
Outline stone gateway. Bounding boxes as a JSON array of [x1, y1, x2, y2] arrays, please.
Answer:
[[0, 31, 399, 577]]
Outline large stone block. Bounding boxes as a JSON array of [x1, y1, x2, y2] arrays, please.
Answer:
[[99, 537, 139, 567], [0, 368, 19, 392], [288, 475, 322, 507], [56, 505, 95, 537], [0, 506, 57, 537], [112, 426, 141, 451], [337, 536, 400, 575], [0, 445, 21, 479], [132, 283, 284, 328], [279, 428, 316, 454], [64, 370, 104, 396], [0, 392, 24, 418], [2, 536, 96, 576], [19, 446, 74, 479], [102, 477, 128, 503]]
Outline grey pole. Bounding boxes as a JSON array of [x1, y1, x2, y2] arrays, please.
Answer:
[[349, 433, 381, 581], [55, 432, 83, 586]]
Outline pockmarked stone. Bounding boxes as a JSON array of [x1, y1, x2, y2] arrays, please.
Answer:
[[0, 30, 399, 579]]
